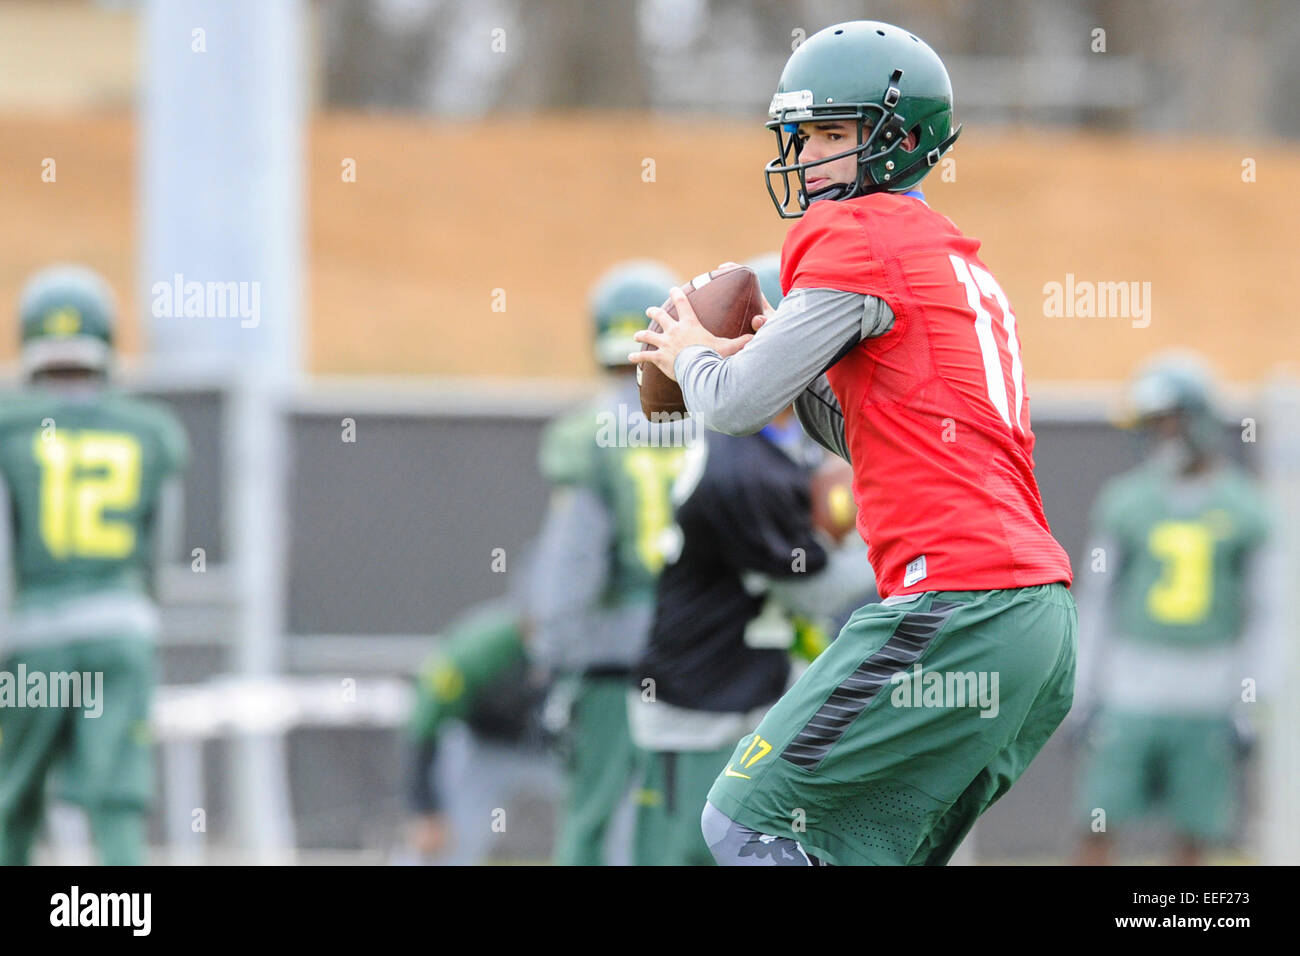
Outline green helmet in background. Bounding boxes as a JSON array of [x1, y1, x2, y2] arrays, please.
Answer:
[[1126, 350, 1222, 464], [743, 253, 784, 309], [766, 20, 961, 218], [19, 265, 116, 380], [589, 260, 678, 368]]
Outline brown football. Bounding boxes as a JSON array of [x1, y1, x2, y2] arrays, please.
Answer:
[[637, 265, 764, 418], [810, 456, 859, 545]]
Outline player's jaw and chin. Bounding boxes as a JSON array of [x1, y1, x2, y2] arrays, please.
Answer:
[[789, 122, 860, 209], [778, 119, 923, 214]]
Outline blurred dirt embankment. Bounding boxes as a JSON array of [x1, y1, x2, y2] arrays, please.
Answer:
[[2, 113, 1294, 385]]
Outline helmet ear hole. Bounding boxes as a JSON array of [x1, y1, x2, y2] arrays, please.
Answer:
[[902, 125, 921, 151]]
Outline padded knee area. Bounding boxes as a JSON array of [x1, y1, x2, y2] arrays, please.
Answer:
[[702, 800, 823, 866]]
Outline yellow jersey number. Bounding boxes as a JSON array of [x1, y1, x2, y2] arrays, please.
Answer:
[[32, 429, 143, 560], [1145, 520, 1214, 625], [622, 447, 687, 574]]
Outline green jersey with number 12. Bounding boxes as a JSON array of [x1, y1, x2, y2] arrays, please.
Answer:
[[0, 391, 188, 616]]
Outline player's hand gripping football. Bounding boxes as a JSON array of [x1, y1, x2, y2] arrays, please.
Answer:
[[630, 279, 768, 383]]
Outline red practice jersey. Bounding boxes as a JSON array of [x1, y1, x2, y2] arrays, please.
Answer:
[[781, 193, 1073, 598]]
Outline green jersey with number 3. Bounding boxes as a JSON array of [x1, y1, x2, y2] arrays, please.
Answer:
[[1095, 462, 1268, 647], [0, 392, 188, 613]]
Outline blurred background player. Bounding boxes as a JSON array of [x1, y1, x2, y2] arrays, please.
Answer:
[[629, 396, 875, 864], [403, 597, 556, 866], [530, 260, 691, 865], [1071, 351, 1274, 865], [0, 266, 189, 865], [629, 255, 875, 866], [626, 254, 873, 868]]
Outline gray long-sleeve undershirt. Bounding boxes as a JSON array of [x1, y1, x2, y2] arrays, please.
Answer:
[[794, 374, 852, 464], [530, 484, 609, 670], [529, 482, 655, 673], [674, 288, 894, 453]]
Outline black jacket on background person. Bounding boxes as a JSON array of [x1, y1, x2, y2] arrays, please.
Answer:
[[636, 430, 828, 714]]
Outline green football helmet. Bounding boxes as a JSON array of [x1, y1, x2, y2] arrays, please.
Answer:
[[765, 20, 962, 218], [743, 253, 785, 309], [19, 265, 116, 380], [589, 260, 678, 368], [1126, 350, 1222, 461]]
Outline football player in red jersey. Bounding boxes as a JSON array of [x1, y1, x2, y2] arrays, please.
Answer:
[[631, 20, 1076, 866]]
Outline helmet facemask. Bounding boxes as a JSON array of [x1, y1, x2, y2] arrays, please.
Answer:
[[764, 70, 958, 219], [1139, 408, 1221, 476]]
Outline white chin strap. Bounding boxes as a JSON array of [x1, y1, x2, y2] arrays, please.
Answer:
[[21, 337, 110, 379]]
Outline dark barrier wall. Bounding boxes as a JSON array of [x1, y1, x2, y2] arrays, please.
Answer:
[[286, 412, 552, 636], [282, 411, 1255, 637]]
